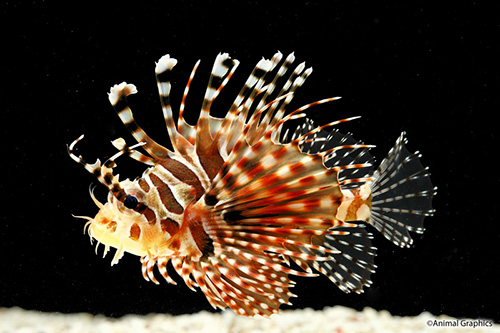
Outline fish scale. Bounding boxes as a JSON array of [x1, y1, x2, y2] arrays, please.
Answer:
[[68, 51, 435, 317]]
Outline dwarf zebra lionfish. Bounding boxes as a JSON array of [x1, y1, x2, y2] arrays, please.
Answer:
[[68, 52, 435, 317]]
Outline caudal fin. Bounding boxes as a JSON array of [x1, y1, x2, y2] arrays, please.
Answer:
[[368, 133, 436, 248]]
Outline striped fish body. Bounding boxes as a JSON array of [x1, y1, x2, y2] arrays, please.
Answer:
[[68, 52, 436, 317]]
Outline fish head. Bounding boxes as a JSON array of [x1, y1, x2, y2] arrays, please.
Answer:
[[84, 178, 177, 264]]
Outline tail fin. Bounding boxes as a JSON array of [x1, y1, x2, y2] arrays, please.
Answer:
[[368, 133, 436, 248]]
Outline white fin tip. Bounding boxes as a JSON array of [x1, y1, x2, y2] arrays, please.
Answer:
[[155, 54, 178, 74], [256, 58, 273, 71], [111, 138, 126, 150], [213, 53, 232, 77], [108, 82, 137, 106]]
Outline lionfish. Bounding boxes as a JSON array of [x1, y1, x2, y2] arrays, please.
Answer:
[[68, 52, 435, 317]]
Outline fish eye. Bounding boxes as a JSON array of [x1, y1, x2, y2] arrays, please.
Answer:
[[123, 195, 139, 209]]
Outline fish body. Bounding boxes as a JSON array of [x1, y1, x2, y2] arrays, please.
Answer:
[[68, 52, 436, 317]]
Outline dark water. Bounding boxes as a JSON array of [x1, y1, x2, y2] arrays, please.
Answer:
[[1, 1, 498, 322]]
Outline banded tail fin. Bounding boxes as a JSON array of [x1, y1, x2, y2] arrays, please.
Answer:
[[369, 133, 436, 248]]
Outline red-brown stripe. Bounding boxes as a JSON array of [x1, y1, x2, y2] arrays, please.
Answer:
[[197, 145, 224, 181], [149, 173, 184, 214], [143, 207, 157, 225], [129, 223, 141, 240], [157, 158, 205, 200], [160, 218, 180, 236], [138, 178, 150, 192]]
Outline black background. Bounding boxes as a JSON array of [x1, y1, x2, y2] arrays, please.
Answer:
[[2, 0, 499, 322]]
